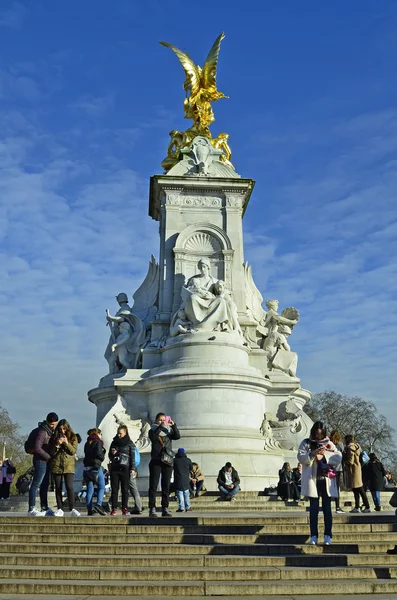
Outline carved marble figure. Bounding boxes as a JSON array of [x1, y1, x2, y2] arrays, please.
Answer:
[[257, 300, 300, 376], [169, 308, 196, 337], [105, 296, 145, 372], [171, 258, 242, 336]]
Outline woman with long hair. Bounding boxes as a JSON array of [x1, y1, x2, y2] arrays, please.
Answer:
[[344, 434, 370, 513], [108, 425, 136, 516], [49, 419, 80, 517], [330, 430, 344, 513], [298, 421, 342, 545], [83, 428, 106, 516]]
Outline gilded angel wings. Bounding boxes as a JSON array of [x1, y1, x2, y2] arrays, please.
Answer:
[[160, 33, 227, 134]]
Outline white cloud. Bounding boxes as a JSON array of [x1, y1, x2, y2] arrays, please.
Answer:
[[244, 108, 397, 425], [0, 1, 29, 29], [71, 94, 115, 117]]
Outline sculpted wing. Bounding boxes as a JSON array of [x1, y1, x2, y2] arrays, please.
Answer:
[[244, 262, 266, 323], [202, 32, 225, 95], [159, 41, 201, 98], [131, 255, 159, 328]]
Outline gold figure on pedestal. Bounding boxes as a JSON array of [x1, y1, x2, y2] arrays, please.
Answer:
[[160, 33, 233, 172]]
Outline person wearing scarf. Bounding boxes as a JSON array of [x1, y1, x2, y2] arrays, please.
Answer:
[[83, 428, 106, 516], [298, 421, 342, 546], [148, 412, 180, 518], [108, 425, 136, 516]]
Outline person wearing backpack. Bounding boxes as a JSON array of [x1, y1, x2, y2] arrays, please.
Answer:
[[343, 434, 371, 513], [27, 412, 59, 516], [108, 425, 136, 516], [128, 446, 143, 514]]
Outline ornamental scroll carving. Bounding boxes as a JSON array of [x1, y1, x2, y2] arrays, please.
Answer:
[[165, 195, 223, 207]]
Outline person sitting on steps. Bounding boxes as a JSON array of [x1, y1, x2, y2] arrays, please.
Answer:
[[190, 462, 205, 498], [277, 462, 300, 502], [217, 462, 240, 501]]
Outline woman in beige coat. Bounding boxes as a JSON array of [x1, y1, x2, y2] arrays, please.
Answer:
[[344, 434, 370, 513], [49, 419, 80, 517]]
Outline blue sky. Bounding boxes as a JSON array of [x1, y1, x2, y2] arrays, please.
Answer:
[[1, 1, 396, 437]]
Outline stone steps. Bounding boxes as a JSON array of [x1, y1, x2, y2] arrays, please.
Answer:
[[3, 551, 397, 567], [1, 578, 397, 595], [1, 564, 397, 581], [1, 512, 397, 595]]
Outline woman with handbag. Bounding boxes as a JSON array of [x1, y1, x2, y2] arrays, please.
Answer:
[[109, 425, 136, 516], [148, 412, 180, 518], [83, 428, 106, 516], [0, 458, 16, 500], [298, 421, 342, 546]]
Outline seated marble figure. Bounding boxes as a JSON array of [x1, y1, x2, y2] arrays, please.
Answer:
[[170, 257, 242, 337]]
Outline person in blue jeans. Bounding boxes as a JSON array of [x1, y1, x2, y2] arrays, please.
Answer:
[[174, 448, 193, 512], [83, 428, 107, 516], [217, 462, 240, 501], [298, 421, 342, 546], [27, 412, 59, 516], [366, 453, 386, 512]]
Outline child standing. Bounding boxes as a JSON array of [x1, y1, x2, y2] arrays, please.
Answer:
[[174, 448, 193, 512]]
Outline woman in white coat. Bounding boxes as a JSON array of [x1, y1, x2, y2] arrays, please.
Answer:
[[298, 421, 342, 546]]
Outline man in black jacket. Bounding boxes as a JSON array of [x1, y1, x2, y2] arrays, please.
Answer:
[[28, 412, 58, 516], [174, 448, 193, 512], [148, 412, 180, 518], [217, 462, 240, 501]]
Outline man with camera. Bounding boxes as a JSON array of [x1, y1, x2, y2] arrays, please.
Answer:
[[148, 413, 180, 518]]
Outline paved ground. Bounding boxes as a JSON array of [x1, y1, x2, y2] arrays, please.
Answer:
[[2, 596, 397, 600]]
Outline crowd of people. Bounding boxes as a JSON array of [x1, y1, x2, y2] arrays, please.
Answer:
[[22, 411, 241, 518], [290, 421, 393, 546], [4, 411, 395, 540]]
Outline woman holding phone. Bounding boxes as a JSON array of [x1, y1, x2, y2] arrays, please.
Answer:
[[49, 419, 80, 517], [148, 413, 180, 518], [298, 421, 342, 545]]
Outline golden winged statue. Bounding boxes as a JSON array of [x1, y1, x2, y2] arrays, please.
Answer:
[[160, 33, 233, 172], [160, 33, 227, 135]]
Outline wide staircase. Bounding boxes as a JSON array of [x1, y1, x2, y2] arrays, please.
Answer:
[[1, 505, 397, 597]]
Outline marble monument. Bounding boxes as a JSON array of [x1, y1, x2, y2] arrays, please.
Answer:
[[88, 33, 312, 489]]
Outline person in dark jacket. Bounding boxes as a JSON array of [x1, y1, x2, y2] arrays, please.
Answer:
[[83, 428, 106, 516], [366, 453, 386, 511], [217, 462, 240, 501], [108, 425, 136, 516], [174, 448, 193, 512], [277, 462, 300, 502], [148, 412, 181, 518], [28, 412, 58, 516]]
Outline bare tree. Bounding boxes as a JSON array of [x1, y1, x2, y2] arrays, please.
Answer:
[[304, 391, 397, 470], [0, 404, 32, 492]]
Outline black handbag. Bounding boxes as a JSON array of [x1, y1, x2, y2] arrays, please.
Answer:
[[112, 453, 129, 471], [161, 448, 175, 466], [83, 469, 99, 483]]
